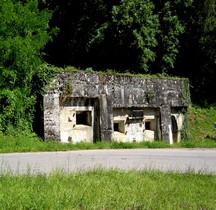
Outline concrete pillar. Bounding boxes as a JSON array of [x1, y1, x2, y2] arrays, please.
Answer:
[[160, 105, 172, 141], [99, 94, 112, 141], [43, 93, 60, 141]]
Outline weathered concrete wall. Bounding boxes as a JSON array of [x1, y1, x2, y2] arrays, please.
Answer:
[[44, 71, 190, 143], [44, 93, 60, 140], [55, 72, 188, 107], [112, 108, 160, 142]]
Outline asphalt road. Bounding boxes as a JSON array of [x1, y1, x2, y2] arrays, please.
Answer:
[[0, 148, 216, 174]]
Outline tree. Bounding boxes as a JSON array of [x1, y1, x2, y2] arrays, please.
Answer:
[[198, 0, 216, 63], [174, 0, 216, 105], [41, 0, 115, 69], [110, 0, 159, 72], [156, 1, 185, 73], [0, 0, 54, 132], [43, 0, 193, 74]]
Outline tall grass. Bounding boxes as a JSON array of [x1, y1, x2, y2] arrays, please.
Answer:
[[0, 132, 172, 153], [183, 105, 216, 147], [0, 169, 215, 210], [187, 105, 216, 140]]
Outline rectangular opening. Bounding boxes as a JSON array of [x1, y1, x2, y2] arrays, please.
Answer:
[[128, 110, 144, 119], [145, 121, 151, 130], [145, 119, 155, 131], [114, 123, 119, 131], [132, 110, 143, 118], [76, 111, 92, 126], [113, 121, 125, 133]]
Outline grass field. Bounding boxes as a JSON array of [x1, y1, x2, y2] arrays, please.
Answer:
[[0, 169, 215, 210]]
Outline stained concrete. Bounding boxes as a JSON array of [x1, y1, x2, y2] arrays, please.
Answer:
[[44, 72, 190, 143]]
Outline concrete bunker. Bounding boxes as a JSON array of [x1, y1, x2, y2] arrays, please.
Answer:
[[44, 71, 190, 143]]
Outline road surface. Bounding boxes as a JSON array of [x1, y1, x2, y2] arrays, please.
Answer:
[[0, 148, 215, 174]]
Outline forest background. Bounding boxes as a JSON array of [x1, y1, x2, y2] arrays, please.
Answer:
[[0, 0, 215, 136]]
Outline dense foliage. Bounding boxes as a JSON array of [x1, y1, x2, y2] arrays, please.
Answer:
[[175, 0, 216, 105], [42, 0, 191, 74], [0, 0, 54, 132]]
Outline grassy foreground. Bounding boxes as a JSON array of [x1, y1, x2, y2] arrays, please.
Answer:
[[0, 169, 215, 210]]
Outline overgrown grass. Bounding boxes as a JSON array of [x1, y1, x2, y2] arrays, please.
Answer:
[[0, 169, 215, 209], [178, 104, 216, 148], [187, 105, 216, 141], [0, 132, 172, 153], [0, 105, 216, 153]]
